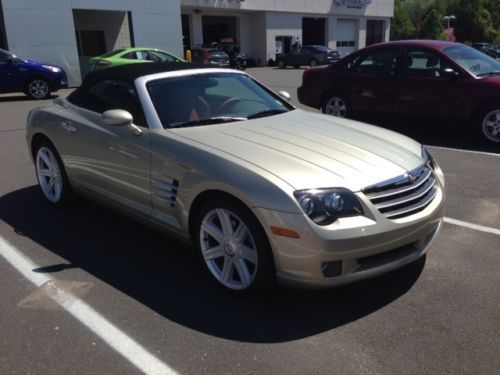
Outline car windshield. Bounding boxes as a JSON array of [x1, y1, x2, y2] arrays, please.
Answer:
[[443, 45, 500, 77], [147, 72, 292, 128]]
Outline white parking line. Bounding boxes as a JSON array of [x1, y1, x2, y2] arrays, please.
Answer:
[[444, 217, 500, 236], [0, 236, 178, 375]]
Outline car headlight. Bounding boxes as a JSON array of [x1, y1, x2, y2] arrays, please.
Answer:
[[42, 65, 62, 73], [421, 146, 435, 169], [293, 188, 363, 225]]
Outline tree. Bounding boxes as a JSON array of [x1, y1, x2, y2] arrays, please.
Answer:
[[391, 0, 417, 40], [421, 9, 445, 39]]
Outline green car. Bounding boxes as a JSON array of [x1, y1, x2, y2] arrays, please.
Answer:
[[89, 47, 185, 70]]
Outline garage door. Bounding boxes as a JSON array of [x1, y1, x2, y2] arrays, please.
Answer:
[[336, 19, 357, 55]]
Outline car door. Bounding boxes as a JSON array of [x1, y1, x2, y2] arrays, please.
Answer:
[[287, 47, 306, 66], [60, 79, 152, 217], [0, 51, 22, 92], [341, 47, 400, 113], [395, 47, 465, 119]]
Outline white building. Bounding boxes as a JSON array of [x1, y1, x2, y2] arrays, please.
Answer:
[[0, 0, 393, 86]]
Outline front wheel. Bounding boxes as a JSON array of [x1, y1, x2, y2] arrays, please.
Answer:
[[277, 59, 286, 69], [26, 78, 51, 100], [309, 59, 318, 67], [477, 105, 500, 143], [194, 198, 274, 292], [34, 141, 70, 205], [322, 94, 350, 118]]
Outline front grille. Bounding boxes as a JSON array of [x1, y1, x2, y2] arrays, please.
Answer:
[[362, 164, 437, 219]]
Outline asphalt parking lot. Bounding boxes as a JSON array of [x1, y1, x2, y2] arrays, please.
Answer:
[[0, 67, 499, 375]]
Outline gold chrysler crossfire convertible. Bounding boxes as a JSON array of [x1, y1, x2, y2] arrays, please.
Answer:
[[26, 63, 446, 292]]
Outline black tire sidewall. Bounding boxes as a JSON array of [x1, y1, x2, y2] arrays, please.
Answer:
[[193, 197, 275, 293]]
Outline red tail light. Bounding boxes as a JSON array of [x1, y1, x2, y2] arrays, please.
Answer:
[[96, 60, 112, 67]]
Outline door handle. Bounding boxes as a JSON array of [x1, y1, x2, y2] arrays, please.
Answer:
[[61, 121, 77, 133]]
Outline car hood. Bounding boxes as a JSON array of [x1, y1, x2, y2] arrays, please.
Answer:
[[21, 59, 63, 69], [174, 109, 424, 192]]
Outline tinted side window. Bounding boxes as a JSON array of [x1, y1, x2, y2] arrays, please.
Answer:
[[351, 49, 400, 76], [78, 80, 146, 126], [399, 49, 452, 78], [122, 52, 137, 60]]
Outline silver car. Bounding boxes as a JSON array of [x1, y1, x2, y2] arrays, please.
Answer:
[[26, 63, 446, 292]]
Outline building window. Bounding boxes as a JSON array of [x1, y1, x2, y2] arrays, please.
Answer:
[[366, 20, 384, 46]]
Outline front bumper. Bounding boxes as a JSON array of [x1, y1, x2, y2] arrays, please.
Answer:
[[253, 181, 446, 289]]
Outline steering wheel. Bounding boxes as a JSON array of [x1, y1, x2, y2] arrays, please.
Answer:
[[217, 97, 241, 115]]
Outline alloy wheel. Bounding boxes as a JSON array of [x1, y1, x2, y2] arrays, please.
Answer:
[[199, 208, 258, 290], [324, 96, 348, 117], [482, 109, 500, 143], [36, 146, 63, 203], [28, 79, 50, 99]]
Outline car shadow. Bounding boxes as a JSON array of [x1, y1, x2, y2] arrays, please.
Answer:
[[0, 186, 425, 343], [352, 113, 500, 154]]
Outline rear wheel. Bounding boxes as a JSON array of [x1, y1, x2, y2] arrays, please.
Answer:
[[322, 93, 350, 118], [34, 140, 70, 205], [277, 59, 286, 69], [477, 104, 500, 143], [26, 78, 51, 100], [194, 198, 274, 293]]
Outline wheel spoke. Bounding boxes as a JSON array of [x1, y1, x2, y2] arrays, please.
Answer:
[[216, 209, 234, 237], [239, 244, 257, 264], [47, 178, 55, 193], [233, 222, 247, 244], [233, 259, 251, 287], [203, 245, 225, 260], [39, 151, 51, 167], [221, 257, 233, 283], [38, 168, 51, 177], [202, 221, 223, 243]]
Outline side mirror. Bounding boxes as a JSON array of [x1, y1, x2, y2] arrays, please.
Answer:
[[102, 109, 133, 126], [102, 109, 142, 135], [441, 68, 460, 80], [278, 90, 292, 101]]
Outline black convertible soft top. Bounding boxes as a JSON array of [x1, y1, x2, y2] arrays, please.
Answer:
[[68, 62, 211, 103]]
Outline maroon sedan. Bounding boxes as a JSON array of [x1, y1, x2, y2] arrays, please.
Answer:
[[298, 40, 500, 143]]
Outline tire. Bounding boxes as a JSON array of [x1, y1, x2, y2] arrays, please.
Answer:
[[293, 65, 300, 69], [193, 197, 275, 293], [477, 104, 500, 143], [322, 93, 350, 118], [309, 59, 318, 67], [277, 59, 286, 69], [26, 78, 51, 100], [34, 140, 71, 205]]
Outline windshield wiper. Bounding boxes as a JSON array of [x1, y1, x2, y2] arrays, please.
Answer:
[[247, 109, 288, 119], [476, 71, 500, 77], [174, 116, 247, 128]]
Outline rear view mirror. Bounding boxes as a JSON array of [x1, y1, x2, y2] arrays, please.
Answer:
[[278, 90, 292, 101]]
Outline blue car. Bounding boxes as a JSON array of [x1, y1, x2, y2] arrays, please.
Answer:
[[0, 48, 68, 99]]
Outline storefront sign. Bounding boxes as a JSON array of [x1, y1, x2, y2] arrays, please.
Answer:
[[335, 0, 372, 6]]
